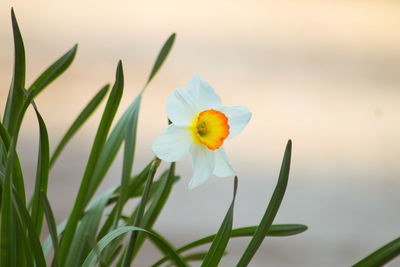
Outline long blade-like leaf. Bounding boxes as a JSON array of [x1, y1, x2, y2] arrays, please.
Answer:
[[50, 84, 110, 168], [0, 139, 17, 267], [3, 8, 25, 133], [59, 61, 124, 264], [146, 33, 176, 85], [13, 188, 47, 267], [85, 95, 141, 206], [114, 104, 139, 227], [121, 158, 161, 267], [97, 162, 152, 241], [237, 140, 292, 266], [130, 163, 177, 260], [40, 192, 60, 267], [30, 107, 50, 235], [85, 32, 176, 202], [42, 219, 67, 256], [28, 44, 78, 98], [353, 237, 400, 266], [64, 187, 115, 267], [82, 226, 186, 267], [200, 177, 238, 267], [0, 121, 10, 154], [152, 224, 307, 267]]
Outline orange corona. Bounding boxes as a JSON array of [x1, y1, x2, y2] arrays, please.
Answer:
[[190, 109, 230, 150]]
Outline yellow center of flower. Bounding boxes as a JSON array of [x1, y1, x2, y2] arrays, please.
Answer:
[[190, 109, 230, 150]]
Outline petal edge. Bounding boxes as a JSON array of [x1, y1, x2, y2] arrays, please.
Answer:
[[151, 125, 192, 162]]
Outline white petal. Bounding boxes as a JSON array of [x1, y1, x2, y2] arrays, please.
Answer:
[[151, 125, 192, 162], [220, 106, 252, 140], [166, 88, 197, 126], [188, 143, 215, 189], [186, 74, 222, 111], [213, 147, 235, 177]]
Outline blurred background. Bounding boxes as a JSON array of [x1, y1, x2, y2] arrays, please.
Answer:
[[1, 1, 400, 266]]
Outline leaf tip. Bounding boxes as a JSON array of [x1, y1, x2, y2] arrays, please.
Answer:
[[117, 60, 123, 71], [286, 139, 292, 150], [11, 7, 17, 24]]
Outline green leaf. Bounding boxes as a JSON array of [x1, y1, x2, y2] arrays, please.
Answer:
[[42, 219, 67, 257], [82, 227, 186, 267], [200, 176, 238, 267], [85, 95, 141, 207], [85, 32, 175, 202], [14, 214, 33, 267], [97, 163, 152, 241], [59, 61, 124, 264], [353, 237, 400, 266], [30, 106, 50, 236], [13, 189, 47, 267], [0, 121, 11, 154], [28, 44, 78, 98], [64, 187, 115, 267], [146, 33, 176, 85], [114, 102, 139, 227], [105, 170, 176, 265], [50, 84, 110, 168], [237, 140, 292, 266], [130, 163, 178, 260], [179, 252, 209, 264], [0, 9, 28, 206], [121, 158, 161, 267], [0, 139, 17, 267], [3, 8, 26, 134], [40, 192, 60, 267], [0, 121, 19, 199], [152, 224, 307, 266], [107, 171, 179, 206]]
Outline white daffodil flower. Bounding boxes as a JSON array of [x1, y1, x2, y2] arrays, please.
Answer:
[[151, 74, 251, 189]]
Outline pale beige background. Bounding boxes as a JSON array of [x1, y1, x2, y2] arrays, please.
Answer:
[[1, 1, 400, 266]]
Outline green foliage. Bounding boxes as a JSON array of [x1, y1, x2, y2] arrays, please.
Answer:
[[200, 177, 238, 267], [353, 237, 400, 266], [237, 140, 292, 266], [0, 9, 314, 267]]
